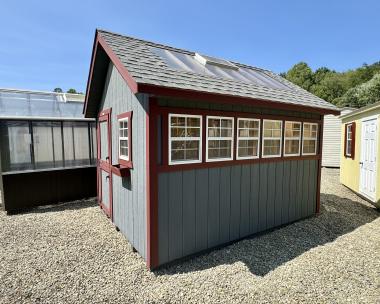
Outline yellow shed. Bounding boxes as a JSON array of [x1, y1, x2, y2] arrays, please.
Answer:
[[340, 101, 380, 208]]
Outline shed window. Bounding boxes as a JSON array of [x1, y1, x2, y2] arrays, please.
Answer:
[[119, 118, 129, 160], [206, 116, 234, 161], [117, 111, 133, 166], [169, 114, 202, 165], [237, 118, 260, 159], [284, 121, 301, 156], [302, 123, 318, 155], [345, 123, 355, 158], [262, 120, 282, 157]]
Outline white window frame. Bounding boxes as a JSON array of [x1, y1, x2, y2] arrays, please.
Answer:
[[283, 121, 301, 157], [118, 117, 129, 161], [236, 118, 260, 160], [168, 113, 202, 165], [346, 124, 353, 157], [302, 122, 318, 155], [206, 116, 234, 162], [262, 119, 283, 158]]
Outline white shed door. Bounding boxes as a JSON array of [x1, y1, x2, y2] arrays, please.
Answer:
[[360, 117, 377, 200]]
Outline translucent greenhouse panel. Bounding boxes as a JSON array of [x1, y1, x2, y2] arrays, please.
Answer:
[[73, 122, 91, 166], [90, 122, 97, 162], [0, 97, 31, 117], [148, 46, 294, 91], [0, 121, 33, 172], [32, 122, 54, 169], [63, 122, 75, 167], [57, 102, 83, 118], [30, 100, 56, 118], [52, 122, 64, 167]]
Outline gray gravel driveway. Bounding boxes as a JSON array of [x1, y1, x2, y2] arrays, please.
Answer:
[[0, 168, 379, 303]]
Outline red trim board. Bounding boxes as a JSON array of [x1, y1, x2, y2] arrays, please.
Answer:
[[138, 84, 340, 116], [146, 97, 159, 269]]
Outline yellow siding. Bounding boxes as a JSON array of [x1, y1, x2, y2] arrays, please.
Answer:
[[340, 107, 380, 206], [340, 121, 361, 192]]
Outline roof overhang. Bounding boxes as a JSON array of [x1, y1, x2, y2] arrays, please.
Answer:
[[84, 30, 340, 118], [83, 30, 138, 118], [340, 101, 380, 120]]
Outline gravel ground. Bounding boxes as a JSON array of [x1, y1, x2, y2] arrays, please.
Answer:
[[0, 168, 379, 303]]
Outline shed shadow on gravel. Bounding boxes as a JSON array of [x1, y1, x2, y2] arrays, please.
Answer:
[[6, 198, 98, 215], [156, 194, 379, 277]]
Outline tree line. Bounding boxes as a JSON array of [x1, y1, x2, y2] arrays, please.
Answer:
[[53, 88, 83, 94], [281, 61, 380, 108]]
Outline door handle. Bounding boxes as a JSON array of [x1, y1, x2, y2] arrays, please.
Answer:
[[106, 175, 110, 179], [359, 162, 363, 165]]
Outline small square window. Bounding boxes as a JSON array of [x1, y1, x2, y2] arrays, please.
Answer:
[[169, 114, 202, 165], [302, 123, 318, 155], [206, 116, 234, 162], [284, 121, 301, 156], [117, 111, 133, 166], [237, 118, 260, 160], [262, 120, 282, 158]]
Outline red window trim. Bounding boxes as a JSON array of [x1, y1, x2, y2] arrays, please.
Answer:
[[157, 106, 322, 172], [344, 122, 355, 159], [116, 111, 133, 168]]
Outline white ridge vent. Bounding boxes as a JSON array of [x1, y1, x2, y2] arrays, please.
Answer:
[[194, 53, 239, 70]]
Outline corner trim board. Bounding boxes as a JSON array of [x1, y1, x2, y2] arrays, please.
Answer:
[[146, 97, 159, 269]]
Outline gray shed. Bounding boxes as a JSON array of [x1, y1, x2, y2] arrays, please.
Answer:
[[84, 29, 340, 269]]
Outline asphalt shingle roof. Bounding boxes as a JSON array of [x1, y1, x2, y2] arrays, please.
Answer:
[[98, 29, 338, 112]]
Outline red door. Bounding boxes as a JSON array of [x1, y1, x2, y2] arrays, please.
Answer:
[[98, 108, 113, 220]]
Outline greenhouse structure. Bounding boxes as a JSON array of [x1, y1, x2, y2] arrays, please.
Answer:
[[0, 88, 97, 212]]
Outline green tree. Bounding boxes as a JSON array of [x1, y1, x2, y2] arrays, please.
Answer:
[[337, 73, 380, 107], [67, 88, 77, 94], [312, 73, 346, 104], [285, 62, 314, 91], [312, 67, 331, 84], [53, 88, 63, 93], [283, 60, 380, 107]]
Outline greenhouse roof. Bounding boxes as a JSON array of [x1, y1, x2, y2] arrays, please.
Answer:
[[0, 88, 93, 121]]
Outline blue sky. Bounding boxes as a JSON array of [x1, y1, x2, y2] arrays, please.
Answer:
[[1, 0, 379, 93]]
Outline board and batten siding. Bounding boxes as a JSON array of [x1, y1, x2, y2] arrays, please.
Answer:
[[322, 108, 353, 167], [157, 160, 318, 265], [99, 62, 149, 259]]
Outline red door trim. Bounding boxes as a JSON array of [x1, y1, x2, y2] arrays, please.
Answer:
[[98, 107, 113, 221]]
